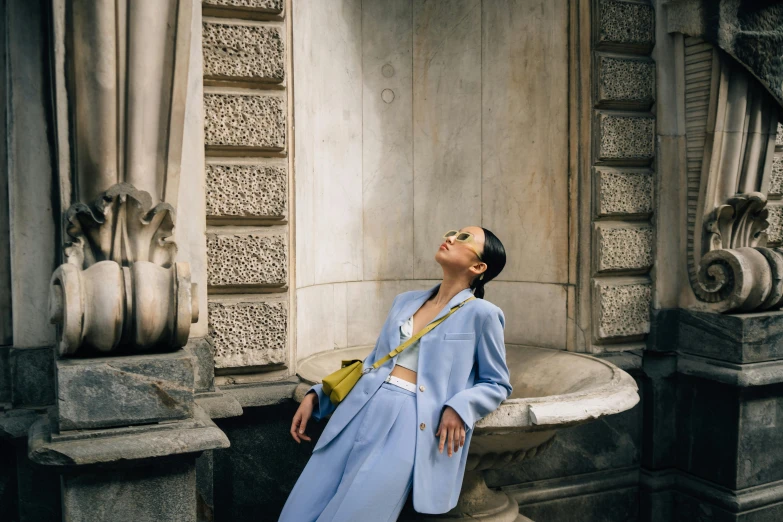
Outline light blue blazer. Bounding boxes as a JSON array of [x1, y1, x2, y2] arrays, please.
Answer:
[[306, 282, 513, 514]]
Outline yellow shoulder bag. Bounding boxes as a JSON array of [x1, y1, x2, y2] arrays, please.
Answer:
[[321, 295, 476, 405]]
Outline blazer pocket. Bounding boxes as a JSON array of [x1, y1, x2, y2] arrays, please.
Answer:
[[443, 332, 475, 341]]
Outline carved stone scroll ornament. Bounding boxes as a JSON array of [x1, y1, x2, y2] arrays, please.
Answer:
[[48, 0, 197, 355], [681, 38, 783, 313], [49, 184, 198, 355]]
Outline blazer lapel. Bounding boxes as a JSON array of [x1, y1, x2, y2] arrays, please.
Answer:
[[383, 283, 474, 355]]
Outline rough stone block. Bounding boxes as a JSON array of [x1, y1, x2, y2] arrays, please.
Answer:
[[186, 338, 215, 393], [766, 203, 783, 244], [595, 223, 654, 272], [595, 167, 653, 216], [203, 94, 285, 150], [203, 0, 283, 14], [597, 0, 655, 53], [777, 122, 782, 147], [203, 22, 284, 83], [206, 163, 287, 219], [769, 155, 783, 196], [594, 279, 652, 339], [10, 346, 54, 407], [597, 112, 655, 164], [209, 300, 287, 369], [678, 309, 783, 364], [55, 350, 194, 431], [206, 233, 287, 287], [597, 54, 655, 107]]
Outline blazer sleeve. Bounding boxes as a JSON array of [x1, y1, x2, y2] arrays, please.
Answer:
[[443, 307, 512, 430], [306, 293, 404, 422]]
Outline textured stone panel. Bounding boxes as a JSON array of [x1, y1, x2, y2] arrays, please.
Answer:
[[598, 0, 655, 51], [209, 300, 287, 368], [206, 164, 287, 218], [595, 224, 654, 272], [203, 0, 283, 13], [55, 351, 194, 431], [203, 22, 284, 82], [770, 155, 783, 196], [597, 55, 655, 106], [207, 233, 287, 286], [777, 122, 782, 146], [595, 168, 653, 215], [204, 94, 285, 149], [598, 113, 655, 162], [767, 205, 783, 244], [595, 280, 652, 339]]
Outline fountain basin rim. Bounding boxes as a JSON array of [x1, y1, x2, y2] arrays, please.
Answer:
[[296, 345, 640, 430]]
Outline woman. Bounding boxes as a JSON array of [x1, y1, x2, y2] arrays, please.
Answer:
[[279, 226, 512, 521]]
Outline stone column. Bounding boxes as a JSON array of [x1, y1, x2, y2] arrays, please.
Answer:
[[641, 1, 783, 520], [26, 2, 229, 520]]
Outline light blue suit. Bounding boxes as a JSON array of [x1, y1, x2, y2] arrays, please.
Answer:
[[306, 283, 513, 514]]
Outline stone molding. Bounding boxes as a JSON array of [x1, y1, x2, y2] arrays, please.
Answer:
[[679, 38, 782, 313]]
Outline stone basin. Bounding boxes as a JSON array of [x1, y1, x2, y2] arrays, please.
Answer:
[[294, 345, 640, 522]]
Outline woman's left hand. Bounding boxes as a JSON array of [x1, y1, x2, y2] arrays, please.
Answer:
[[436, 406, 466, 457]]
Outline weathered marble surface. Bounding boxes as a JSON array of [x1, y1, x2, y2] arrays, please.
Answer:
[[55, 350, 195, 431]]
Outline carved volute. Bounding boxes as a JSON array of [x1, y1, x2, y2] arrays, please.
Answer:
[[48, 0, 197, 355]]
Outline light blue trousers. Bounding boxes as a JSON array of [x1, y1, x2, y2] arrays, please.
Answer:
[[278, 381, 417, 522]]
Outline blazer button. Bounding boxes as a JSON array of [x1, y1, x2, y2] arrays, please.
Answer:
[[419, 385, 425, 392], [420, 422, 426, 430]]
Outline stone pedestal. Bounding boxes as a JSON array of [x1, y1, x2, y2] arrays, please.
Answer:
[[642, 309, 783, 521], [28, 344, 230, 522]]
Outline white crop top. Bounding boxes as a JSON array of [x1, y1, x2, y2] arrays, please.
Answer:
[[395, 315, 420, 372]]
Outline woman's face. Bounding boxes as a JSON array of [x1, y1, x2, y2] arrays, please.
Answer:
[[435, 226, 486, 275]]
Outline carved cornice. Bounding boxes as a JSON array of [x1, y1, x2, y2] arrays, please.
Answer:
[[682, 38, 782, 313], [48, 1, 197, 355]]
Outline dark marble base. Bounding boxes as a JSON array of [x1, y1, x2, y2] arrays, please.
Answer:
[[61, 457, 196, 522], [55, 349, 195, 431]]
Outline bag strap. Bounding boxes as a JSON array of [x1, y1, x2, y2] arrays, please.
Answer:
[[365, 295, 476, 373]]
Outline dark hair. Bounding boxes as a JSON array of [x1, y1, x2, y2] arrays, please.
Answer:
[[470, 227, 506, 299]]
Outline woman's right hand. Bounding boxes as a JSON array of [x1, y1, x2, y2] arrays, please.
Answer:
[[290, 391, 317, 443]]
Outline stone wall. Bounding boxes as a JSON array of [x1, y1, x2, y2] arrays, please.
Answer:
[[589, 0, 656, 354], [201, 1, 292, 378]]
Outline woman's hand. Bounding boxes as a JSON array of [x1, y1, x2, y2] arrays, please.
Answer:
[[290, 392, 317, 443], [436, 406, 467, 457]]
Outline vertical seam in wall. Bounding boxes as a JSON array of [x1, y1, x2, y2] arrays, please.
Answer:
[[360, 0, 364, 283], [480, 0, 483, 229], [410, 0, 415, 280]]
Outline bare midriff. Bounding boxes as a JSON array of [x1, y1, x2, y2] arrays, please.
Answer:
[[390, 364, 417, 384]]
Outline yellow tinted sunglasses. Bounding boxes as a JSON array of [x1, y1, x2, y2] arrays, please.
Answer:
[[443, 230, 483, 260]]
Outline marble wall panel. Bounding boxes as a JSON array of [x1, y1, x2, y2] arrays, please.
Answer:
[[481, 0, 570, 285], [203, 93, 286, 149], [296, 285, 337, 361], [202, 21, 284, 83], [412, 0, 482, 280], [594, 167, 653, 216], [484, 281, 568, 349], [292, 0, 363, 286], [209, 298, 287, 368], [361, 0, 414, 281]]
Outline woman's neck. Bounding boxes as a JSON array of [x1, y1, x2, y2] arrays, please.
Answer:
[[430, 278, 471, 307]]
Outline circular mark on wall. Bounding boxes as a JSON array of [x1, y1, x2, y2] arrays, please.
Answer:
[[381, 89, 395, 104], [382, 64, 395, 78]]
